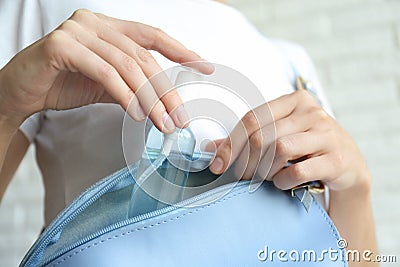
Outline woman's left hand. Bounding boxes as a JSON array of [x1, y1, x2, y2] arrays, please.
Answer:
[[209, 89, 371, 192]]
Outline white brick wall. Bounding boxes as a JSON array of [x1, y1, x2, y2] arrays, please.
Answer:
[[0, 0, 399, 265], [229, 0, 400, 265]]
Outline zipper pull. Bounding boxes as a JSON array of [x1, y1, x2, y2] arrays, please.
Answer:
[[291, 181, 325, 212]]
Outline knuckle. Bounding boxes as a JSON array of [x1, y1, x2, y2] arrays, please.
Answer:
[[281, 92, 296, 107], [99, 64, 118, 80], [275, 138, 292, 157], [161, 89, 179, 104], [249, 131, 263, 151], [136, 46, 153, 63], [152, 27, 165, 39], [70, 9, 99, 26], [94, 12, 106, 20], [58, 19, 78, 32], [309, 108, 330, 126], [242, 110, 259, 129], [123, 56, 140, 72], [302, 105, 331, 128], [296, 88, 312, 100], [43, 30, 65, 56], [217, 139, 232, 159], [305, 105, 320, 115], [71, 8, 92, 20], [139, 26, 165, 49]]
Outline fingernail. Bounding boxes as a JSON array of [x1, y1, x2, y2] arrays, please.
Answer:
[[200, 58, 215, 74], [210, 157, 224, 174], [163, 112, 175, 132], [174, 105, 189, 127], [137, 105, 146, 120]]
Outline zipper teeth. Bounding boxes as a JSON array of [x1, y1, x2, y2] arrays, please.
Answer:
[[23, 153, 213, 266], [43, 180, 249, 266], [22, 169, 134, 267]]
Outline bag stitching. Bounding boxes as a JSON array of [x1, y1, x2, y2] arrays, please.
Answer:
[[50, 187, 344, 266], [314, 198, 347, 266], [50, 188, 248, 266]]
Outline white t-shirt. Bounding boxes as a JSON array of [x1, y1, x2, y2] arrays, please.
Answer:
[[0, 0, 332, 226]]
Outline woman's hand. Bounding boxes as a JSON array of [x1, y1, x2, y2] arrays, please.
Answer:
[[209, 89, 371, 193], [0, 9, 213, 132], [209, 89, 378, 266]]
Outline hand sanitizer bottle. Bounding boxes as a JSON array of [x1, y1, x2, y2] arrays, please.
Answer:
[[127, 126, 196, 218]]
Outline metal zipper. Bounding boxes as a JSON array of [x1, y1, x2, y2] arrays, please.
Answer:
[[21, 159, 247, 267], [42, 180, 249, 266], [21, 166, 137, 267]]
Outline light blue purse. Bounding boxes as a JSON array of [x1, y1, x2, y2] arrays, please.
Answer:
[[20, 158, 347, 267]]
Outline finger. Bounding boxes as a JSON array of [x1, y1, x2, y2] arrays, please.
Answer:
[[209, 125, 243, 174], [262, 132, 330, 180], [253, 101, 331, 179], [273, 112, 312, 137], [210, 95, 288, 174], [203, 138, 225, 152], [272, 154, 336, 190], [234, 113, 313, 181], [256, 105, 332, 179], [210, 90, 323, 175], [209, 110, 259, 174], [210, 107, 275, 174], [233, 136, 259, 180], [260, 89, 320, 127], [70, 11, 187, 128], [93, 22, 188, 128], [96, 13, 214, 74], [235, 119, 317, 182], [43, 30, 150, 121], [59, 20, 176, 132], [234, 124, 276, 180], [256, 142, 276, 182], [233, 140, 251, 179]]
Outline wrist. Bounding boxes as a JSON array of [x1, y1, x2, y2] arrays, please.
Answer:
[[0, 74, 25, 130], [0, 114, 21, 137], [0, 100, 24, 136], [0, 97, 24, 132]]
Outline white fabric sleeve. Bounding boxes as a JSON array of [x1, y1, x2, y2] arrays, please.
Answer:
[[19, 112, 41, 143], [272, 40, 334, 117]]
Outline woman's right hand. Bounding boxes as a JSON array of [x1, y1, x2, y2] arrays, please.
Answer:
[[0, 9, 213, 132]]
